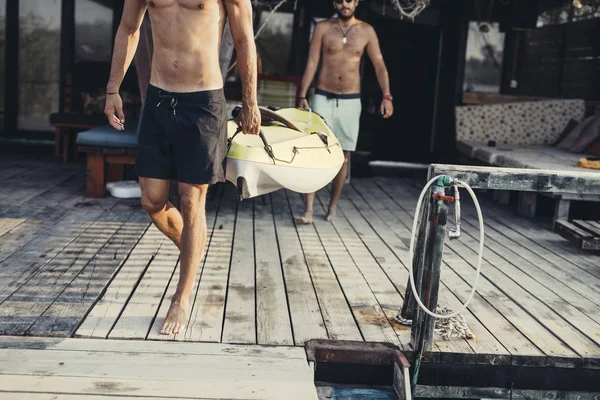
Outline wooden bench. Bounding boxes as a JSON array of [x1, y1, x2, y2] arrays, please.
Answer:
[[455, 98, 600, 227], [49, 113, 107, 164], [76, 122, 138, 198]]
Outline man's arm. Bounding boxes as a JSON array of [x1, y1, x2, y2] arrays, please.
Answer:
[[365, 25, 393, 118], [105, 0, 147, 130], [297, 22, 326, 107], [226, 0, 260, 135]]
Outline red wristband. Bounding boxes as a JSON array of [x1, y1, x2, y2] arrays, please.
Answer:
[[383, 94, 393, 102]]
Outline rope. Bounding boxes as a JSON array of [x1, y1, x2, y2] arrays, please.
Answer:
[[227, 0, 289, 73], [389, 0, 431, 20], [433, 306, 475, 340]]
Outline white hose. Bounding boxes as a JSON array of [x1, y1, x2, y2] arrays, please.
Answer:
[[408, 175, 484, 319]]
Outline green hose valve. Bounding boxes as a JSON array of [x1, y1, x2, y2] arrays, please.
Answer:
[[436, 175, 452, 187]]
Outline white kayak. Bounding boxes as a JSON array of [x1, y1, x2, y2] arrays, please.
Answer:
[[226, 107, 345, 199]]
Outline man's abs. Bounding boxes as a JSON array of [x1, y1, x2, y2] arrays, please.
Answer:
[[146, 0, 226, 92], [317, 52, 362, 94]]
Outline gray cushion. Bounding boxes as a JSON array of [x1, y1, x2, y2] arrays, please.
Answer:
[[76, 121, 138, 149], [556, 116, 594, 150], [569, 115, 600, 153]]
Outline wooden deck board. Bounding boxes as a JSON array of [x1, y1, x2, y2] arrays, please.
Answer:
[[221, 198, 257, 344], [254, 196, 294, 345], [308, 192, 402, 346], [26, 213, 150, 337], [0, 336, 317, 400], [286, 192, 363, 342], [271, 190, 328, 345], [183, 191, 236, 342], [0, 212, 129, 336]]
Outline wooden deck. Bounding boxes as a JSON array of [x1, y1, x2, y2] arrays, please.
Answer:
[[1, 153, 599, 377], [0, 336, 317, 399]]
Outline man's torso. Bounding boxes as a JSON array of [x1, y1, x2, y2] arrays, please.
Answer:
[[317, 19, 369, 95], [145, 0, 226, 92]]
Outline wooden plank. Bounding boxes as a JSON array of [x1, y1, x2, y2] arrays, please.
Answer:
[[0, 210, 104, 304], [75, 224, 166, 338], [0, 208, 69, 263], [146, 186, 223, 341], [456, 209, 600, 313], [183, 192, 236, 342], [0, 394, 204, 400], [376, 178, 593, 367], [271, 190, 328, 345], [286, 191, 362, 341], [346, 181, 511, 365], [0, 165, 31, 182], [24, 173, 86, 208], [0, 394, 195, 400], [0, 348, 314, 380], [254, 195, 294, 345], [221, 198, 257, 344], [0, 217, 26, 238], [0, 168, 81, 205], [0, 374, 316, 400], [556, 220, 593, 240], [446, 217, 600, 350], [0, 336, 306, 358], [475, 198, 600, 279], [0, 345, 317, 400], [108, 241, 180, 339], [308, 192, 401, 346], [573, 220, 600, 237], [0, 212, 128, 336], [26, 213, 150, 337], [427, 163, 600, 195], [317, 191, 410, 349]]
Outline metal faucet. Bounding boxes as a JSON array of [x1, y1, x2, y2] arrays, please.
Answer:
[[449, 183, 461, 240]]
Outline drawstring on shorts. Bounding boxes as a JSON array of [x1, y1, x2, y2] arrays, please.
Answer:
[[157, 93, 179, 116]]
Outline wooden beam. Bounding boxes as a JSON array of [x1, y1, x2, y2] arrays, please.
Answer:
[[427, 164, 600, 195], [106, 154, 136, 165], [87, 154, 106, 198], [59, 0, 75, 114], [4, 0, 19, 135]]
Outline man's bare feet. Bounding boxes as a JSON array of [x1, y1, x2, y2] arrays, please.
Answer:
[[159, 298, 189, 335], [326, 207, 337, 222], [295, 210, 313, 225]]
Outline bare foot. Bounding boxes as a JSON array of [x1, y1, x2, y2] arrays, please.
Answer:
[[159, 299, 188, 335], [326, 207, 336, 222], [295, 210, 313, 225]]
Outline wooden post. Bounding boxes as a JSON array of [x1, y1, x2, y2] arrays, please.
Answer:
[[517, 192, 537, 218], [553, 198, 570, 226], [399, 192, 431, 325], [87, 154, 106, 198], [410, 184, 448, 353]]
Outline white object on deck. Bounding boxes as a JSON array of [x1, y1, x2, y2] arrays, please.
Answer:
[[106, 181, 141, 199], [226, 107, 344, 199]]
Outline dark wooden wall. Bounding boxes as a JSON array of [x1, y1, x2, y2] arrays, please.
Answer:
[[510, 18, 600, 102]]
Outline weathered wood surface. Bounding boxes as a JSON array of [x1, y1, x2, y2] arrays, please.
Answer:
[[1, 154, 599, 372], [0, 336, 317, 400], [428, 163, 600, 194]]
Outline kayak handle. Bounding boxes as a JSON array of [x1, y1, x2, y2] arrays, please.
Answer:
[[227, 126, 276, 164]]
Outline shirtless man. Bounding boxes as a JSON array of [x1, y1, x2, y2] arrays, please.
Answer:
[[104, 0, 260, 335], [296, 0, 393, 223]]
